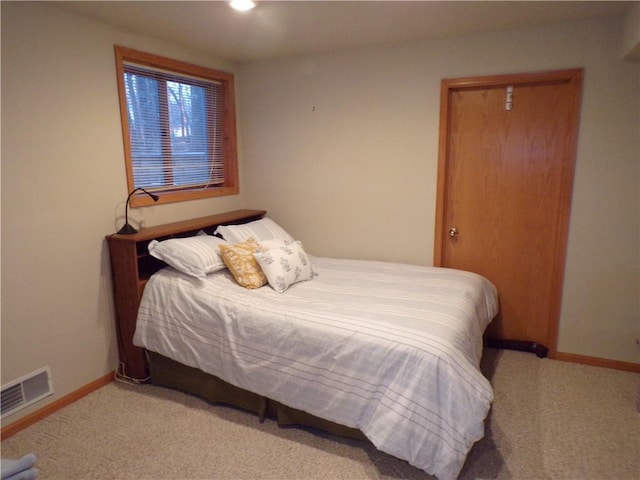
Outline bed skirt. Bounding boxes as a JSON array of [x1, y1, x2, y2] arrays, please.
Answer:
[[147, 351, 368, 441]]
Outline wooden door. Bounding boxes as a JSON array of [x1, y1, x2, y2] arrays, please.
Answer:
[[434, 69, 582, 353]]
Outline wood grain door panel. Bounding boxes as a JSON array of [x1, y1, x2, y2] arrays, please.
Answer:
[[435, 70, 582, 351]]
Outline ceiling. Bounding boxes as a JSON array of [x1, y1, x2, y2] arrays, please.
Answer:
[[52, 1, 633, 64]]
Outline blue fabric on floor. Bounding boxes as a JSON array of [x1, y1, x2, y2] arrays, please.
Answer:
[[2, 468, 38, 480], [1, 454, 38, 480]]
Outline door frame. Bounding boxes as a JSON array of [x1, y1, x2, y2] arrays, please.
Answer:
[[433, 69, 583, 355]]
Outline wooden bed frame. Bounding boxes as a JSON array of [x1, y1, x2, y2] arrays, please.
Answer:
[[106, 208, 366, 439], [106, 209, 267, 380]]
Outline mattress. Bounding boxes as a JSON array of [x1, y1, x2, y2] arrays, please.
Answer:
[[134, 256, 498, 480]]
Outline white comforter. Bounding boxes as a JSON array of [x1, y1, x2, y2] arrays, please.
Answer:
[[134, 256, 498, 480]]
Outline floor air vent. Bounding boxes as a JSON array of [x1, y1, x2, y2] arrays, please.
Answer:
[[1, 367, 53, 418]]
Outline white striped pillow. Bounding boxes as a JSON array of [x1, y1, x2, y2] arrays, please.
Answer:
[[148, 234, 227, 278], [214, 218, 294, 244]]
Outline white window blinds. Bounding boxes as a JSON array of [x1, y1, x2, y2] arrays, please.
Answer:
[[123, 63, 225, 191]]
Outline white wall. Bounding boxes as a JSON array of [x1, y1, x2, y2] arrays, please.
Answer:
[[238, 16, 639, 364], [1, 2, 246, 426], [1, 2, 638, 429], [621, 1, 640, 59]]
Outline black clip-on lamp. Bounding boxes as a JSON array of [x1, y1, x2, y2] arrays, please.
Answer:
[[117, 187, 159, 235]]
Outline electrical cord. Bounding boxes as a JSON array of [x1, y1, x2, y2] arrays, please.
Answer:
[[113, 362, 150, 385]]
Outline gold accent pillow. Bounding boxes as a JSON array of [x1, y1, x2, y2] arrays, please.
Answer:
[[218, 238, 267, 289]]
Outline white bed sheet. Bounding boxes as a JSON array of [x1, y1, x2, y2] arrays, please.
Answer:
[[134, 256, 498, 480]]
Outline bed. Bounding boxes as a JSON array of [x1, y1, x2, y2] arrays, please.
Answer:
[[107, 210, 498, 480]]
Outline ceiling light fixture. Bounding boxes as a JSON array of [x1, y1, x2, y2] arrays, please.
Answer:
[[229, 0, 256, 12]]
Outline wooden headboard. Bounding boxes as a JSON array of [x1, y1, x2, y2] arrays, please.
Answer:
[[106, 209, 266, 380]]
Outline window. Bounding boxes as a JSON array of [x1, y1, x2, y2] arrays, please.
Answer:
[[115, 46, 238, 207]]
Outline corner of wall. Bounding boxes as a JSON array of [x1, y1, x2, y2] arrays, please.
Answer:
[[621, 2, 640, 61]]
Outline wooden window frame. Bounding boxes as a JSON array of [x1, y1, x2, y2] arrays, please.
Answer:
[[114, 46, 239, 207]]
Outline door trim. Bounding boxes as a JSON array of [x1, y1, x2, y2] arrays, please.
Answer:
[[433, 69, 583, 354]]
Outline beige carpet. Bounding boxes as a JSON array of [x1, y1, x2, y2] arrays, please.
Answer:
[[2, 349, 638, 479]]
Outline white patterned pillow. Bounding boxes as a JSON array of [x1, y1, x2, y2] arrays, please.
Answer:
[[214, 218, 294, 244], [259, 238, 293, 249], [253, 241, 314, 293], [148, 234, 227, 278]]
